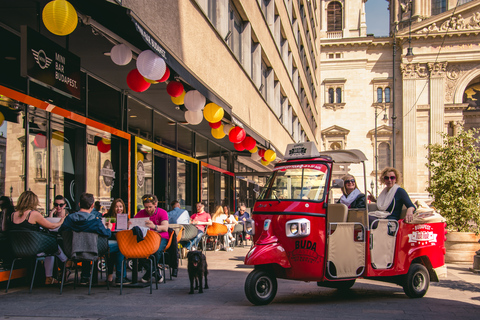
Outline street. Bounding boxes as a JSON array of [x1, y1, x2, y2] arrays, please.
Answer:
[[1, 246, 479, 320]]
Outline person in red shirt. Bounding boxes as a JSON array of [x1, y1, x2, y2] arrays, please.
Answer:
[[187, 202, 212, 250], [134, 194, 169, 283]]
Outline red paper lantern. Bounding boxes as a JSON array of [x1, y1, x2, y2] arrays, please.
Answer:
[[158, 66, 170, 82], [34, 133, 47, 148], [234, 143, 245, 151], [126, 69, 151, 92], [228, 127, 246, 144], [209, 121, 222, 129], [258, 149, 266, 158], [166, 81, 184, 97], [242, 136, 256, 151], [97, 140, 111, 153]]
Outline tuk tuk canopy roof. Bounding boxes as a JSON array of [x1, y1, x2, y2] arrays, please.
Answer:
[[318, 149, 368, 164]]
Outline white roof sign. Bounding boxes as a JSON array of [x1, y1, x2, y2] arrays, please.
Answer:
[[284, 142, 320, 160]]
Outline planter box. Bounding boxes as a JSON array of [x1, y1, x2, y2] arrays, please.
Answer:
[[445, 232, 480, 264]]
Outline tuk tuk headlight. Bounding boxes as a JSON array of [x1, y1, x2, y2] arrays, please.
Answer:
[[286, 219, 310, 237]]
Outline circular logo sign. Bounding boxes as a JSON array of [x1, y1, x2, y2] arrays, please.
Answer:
[[137, 160, 145, 187], [101, 159, 115, 187]]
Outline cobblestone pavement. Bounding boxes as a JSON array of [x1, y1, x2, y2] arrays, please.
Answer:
[[1, 247, 479, 320]]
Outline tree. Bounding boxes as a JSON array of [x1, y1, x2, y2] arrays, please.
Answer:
[[426, 128, 480, 234]]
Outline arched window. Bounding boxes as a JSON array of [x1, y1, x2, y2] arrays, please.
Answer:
[[378, 142, 391, 169], [327, 2, 342, 32], [377, 88, 383, 103], [336, 88, 342, 103], [328, 88, 334, 103], [385, 87, 391, 103]]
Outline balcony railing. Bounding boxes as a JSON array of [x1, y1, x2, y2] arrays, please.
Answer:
[[326, 31, 343, 39]]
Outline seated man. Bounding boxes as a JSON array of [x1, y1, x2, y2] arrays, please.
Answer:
[[185, 202, 211, 250], [167, 200, 190, 225], [59, 192, 130, 285], [234, 204, 251, 244]]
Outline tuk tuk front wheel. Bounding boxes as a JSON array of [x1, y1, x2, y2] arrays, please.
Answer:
[[403, 263, 430, 298], [245, 269, 277, 305]]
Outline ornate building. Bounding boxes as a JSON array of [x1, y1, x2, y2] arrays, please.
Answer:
[[320, 0, 480, 198]]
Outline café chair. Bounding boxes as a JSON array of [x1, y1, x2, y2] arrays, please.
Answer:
[[60, 231, 110, 295], [202, 222, 228, 253], [159, 229, 175, 283], [116, 229, 160, 294], [6, 230, 58, 293], [232, 223, 245, 247]]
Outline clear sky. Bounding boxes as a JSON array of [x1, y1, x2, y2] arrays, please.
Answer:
[[365, 0, 390, 37]]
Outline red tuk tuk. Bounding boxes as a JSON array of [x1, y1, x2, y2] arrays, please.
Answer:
[[244, 142, 447, 305]]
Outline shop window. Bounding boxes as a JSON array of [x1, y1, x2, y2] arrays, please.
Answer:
[[327, 1, 342, 32], [153, 111, 175, 150], [195, 134, 208, 161], [88, 76, 121, 129], [177, 124, 193, 156], [128, 98, 153, 141], [135, 143, 153, 209]]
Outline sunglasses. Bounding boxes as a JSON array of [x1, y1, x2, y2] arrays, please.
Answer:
[[54, 203, 65, 207], [384, 176, 396, 181], [142, 196, 154, 201], [345, 179, 355, 184]]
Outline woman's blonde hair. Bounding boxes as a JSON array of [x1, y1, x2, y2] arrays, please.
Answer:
[[211, 205, 224, 221], [16, 191, 39, 217], [380, 167, 402, 185], [340, 174, 357, 196]]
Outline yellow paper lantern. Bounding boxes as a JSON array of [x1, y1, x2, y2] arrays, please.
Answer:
[[249, 146, 258, 154], [203, 103, 224, 123], [137, 152, 144, 162], [52, 131, 64, 147], [0, 112, 4, 127], [171, 91, 186, 105], [144, 77, 158, 84], [261, 159, 270, 166], [102, 138, 111, 145], [42, 0, 78, 36], [211, 126, 226, 139], [264, 149, 276, 162]]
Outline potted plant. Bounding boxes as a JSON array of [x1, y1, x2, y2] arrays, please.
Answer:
[[426, 128, 480, 263]]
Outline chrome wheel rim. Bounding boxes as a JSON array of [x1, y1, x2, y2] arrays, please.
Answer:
[[255, 276, 273, 298]]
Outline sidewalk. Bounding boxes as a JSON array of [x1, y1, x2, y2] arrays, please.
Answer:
[[445, 262, 480, 289]]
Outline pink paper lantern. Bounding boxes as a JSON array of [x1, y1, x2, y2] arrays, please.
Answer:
[[234, 143, 245, 151], [158, 66, 170, 82], [209, 121, 222, 129], [242, 136, 256, 151], [166, 81, 184, 97], [228, 127, 246, 144], [126, 69, 151, 92]]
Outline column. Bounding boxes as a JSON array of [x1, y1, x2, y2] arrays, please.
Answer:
[[428, 62, 447, 145]]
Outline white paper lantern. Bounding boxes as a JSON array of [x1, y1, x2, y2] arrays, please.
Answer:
[[184, 110, 203, 125], [223, 124, 233, 135], [110, 44, 132, 66], [184, 90, 206, 112], [251, 151, 261, 161], [136, 50, 166, 80]]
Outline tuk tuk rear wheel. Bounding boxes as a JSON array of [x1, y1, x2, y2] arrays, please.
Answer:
[[403, 263, 430, 298], [245, 269, 277, 305]]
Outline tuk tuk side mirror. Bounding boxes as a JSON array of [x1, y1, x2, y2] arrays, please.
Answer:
[[332, 179, 344, 188]]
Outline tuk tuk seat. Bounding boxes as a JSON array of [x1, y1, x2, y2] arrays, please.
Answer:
[[327, 203, 348, 223], [368, 203, 408, 220]]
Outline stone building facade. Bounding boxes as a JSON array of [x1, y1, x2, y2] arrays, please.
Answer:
[[320, 0, 480, 198]]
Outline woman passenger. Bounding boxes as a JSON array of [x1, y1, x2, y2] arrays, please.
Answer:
[[10, 191, 67, 285], [337, 175, 366, 208], [367, 167, 415, 223]]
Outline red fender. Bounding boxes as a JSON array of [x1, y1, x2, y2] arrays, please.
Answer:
[[244, 243, 292, 269]]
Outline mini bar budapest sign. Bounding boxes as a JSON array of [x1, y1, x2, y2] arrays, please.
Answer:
[[21, 26, 81, 99]]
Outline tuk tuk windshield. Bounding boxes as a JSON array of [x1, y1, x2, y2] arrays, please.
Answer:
[[258, 163, 328, 201]]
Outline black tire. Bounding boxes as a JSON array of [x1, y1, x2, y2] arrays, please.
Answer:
[[245, 269, 278, 305], [403, 263, 430, 298], [333, 279, 355, 290]]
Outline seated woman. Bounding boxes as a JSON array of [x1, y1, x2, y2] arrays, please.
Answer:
[[338, 175, 366, 208], [10, 191, 67, 285], [104, 198, 128, 285], [223, 205, 237, 243], [211, 206, 231, 251], [49, 195, 69, 218], [368, 167, 415, 224]]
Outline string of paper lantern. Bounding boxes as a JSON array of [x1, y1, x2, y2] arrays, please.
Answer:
[[136, 50, 166, 81], [127, 69, 151, 92], [158, 66, 170, 82], [184, 110, 203, 125], [203, 103, 224, 123], [171, 91, 186, 105], [166, 81, 184, 97], [97, 140, 111, 153], [211, 126, 226, 139], [208, 121, 222, 129], [184, 90, 206, 112], [110, 43, 132, 66], [228, 126, 246, 144]]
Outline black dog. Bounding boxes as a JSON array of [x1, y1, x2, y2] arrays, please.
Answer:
[[187, 250, 208, 294]]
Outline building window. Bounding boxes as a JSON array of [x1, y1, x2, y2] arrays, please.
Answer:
[[431, 0, 447, 15], [328, 88, 334, 103], [228, 1, 243, 61], [335, 88, 342, 103], [385, 87, 391, 103], [261, 61, 268, 99], [378, 142, 391, 169], [377, 88, 383, 103], [327, 1, 342, 31]]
